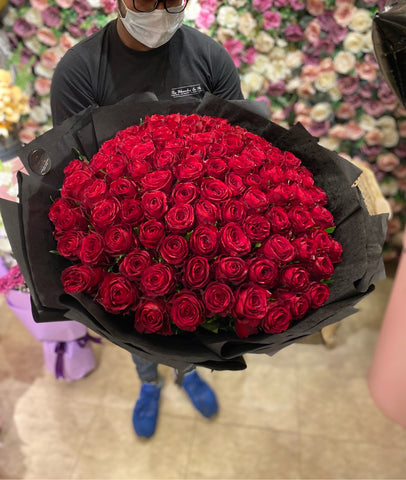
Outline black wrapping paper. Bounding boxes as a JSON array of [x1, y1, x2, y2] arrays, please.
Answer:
[[0, 93, 388, 371]]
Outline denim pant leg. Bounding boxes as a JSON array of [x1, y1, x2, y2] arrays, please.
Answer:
[[131, 353, 159, 382]]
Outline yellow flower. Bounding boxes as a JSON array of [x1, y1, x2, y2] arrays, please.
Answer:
[[0, 69, 30, 138]]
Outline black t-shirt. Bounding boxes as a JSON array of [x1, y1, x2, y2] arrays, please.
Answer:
[[50, 20, 244, 126]]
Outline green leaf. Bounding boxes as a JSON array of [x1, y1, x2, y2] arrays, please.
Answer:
[[72, 148, 88, 162], [49, 250, 60, 255], [200, 322, 219, 334], [325, 226, 336, 234]]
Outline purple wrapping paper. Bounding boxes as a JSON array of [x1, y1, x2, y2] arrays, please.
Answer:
[[5, 289, 87, 342]]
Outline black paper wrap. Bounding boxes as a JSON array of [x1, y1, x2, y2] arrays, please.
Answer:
[[0, 94, 388, 371], [372, 0, 406, 108]]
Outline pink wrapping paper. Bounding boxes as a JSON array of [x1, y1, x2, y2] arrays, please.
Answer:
[[368, 235, 406, 428]]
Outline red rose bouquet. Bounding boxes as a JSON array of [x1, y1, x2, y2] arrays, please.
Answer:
[[49, 113, 342, 340], [0, 94, 387, 371]]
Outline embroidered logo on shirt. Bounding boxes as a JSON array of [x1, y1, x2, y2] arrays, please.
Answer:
[[171, 84, 203, 98]]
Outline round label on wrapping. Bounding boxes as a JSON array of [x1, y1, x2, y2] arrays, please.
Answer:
[[28, 148, 51, 175]]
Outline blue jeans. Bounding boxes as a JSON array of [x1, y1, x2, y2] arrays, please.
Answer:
[[131, 354, 195, 383]]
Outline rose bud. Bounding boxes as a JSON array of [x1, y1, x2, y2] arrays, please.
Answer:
[[134, 299, 172, 335], [141, 190, 168, 220], [190, 225, 219, 258], [248, 258, 278, 288], [61, 264, 103, 293], [169, 290, 205, 332], [219, 223, 251, 257], [329, 239, 343, 263], [306, 281, 330, 308], [244, 214, 271, 242], [280, 265, 310, 292], [140, 263, 175, 297], [171, 182, 199, 204], [120, 199, 144, 226], [215, 256, 248, 285], [97, 272, 138, 314], [165, 204, 195, 234], [139, 220, 165, 249], [159, 234, 189, 265], [263, 234, 295, 264], [261, 302, 292, 334], [183, 256, 210, 289], [195, 199, 220, 225], [119, 250, 152, 281], [233, 284, 269, 324], [90, 196, 121, 232], [203, 282, 234, 316]]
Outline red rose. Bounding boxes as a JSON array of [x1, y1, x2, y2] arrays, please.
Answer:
[[260, 165, 285, 185], [165, 204, 195, 234], [329, 239, 343, 263], [56, 230, 85, 260], [120, 199, 144, 226], [268, 183, 295, 206], [201, 178, 231, 203], [263, 234, 295, 263], [171, 182, 199, 204], [139, 220, 165, 249], [190, 225, 219, 258], [291, 185, 315, 207], [266, 206, 291, 233], [151, 126, 174, 147], [64, 158, 85, 177], [244, 214, 271, 242], [61, 168, 93, 201], [140, 263, 175, 297], [100, 137, 118, 156], [109, 178, 137, 199], [61, 264, 103, 293], [97, 272, 138, 314], [129, 140, 155, 163], [127, 158, 151, 179], [119, 250, 152, 280], [159, 234, 189, 265], [90, 197, 121, 232], [83, 178, 109, 208], [223, 132, 245, 155], [306, 281, 330, 308], [140, 170, 173, 193], [292, 236, 317, 262], [195, 200, 220, 225], [267, 146, 284, 164], [134, 299, 172, 335], [90, 152, 110, 176], [183, 256, 210, 289], [49, 198, 88, 232], [310, 256, 334, 280], [175, 159, 204, 181], [215, 256, 248, 285], [311, 205, 334, 229], [283, 151, 301, 168], [154, 149, 178, 170], [228, 156, 256, 176], [248, 258, 278, 288], [205, 158, 228, 179], [225, 172, 246, 196], [104, 224, 134, 255], [141, 190, 168, 220], [116, 132, 140, 158], [241, 145, 266, 166], [276, 290, 310, 320], [311, 230, 332, 252], [280, 265, 310, 291], [309, 185, 328, 205], [261, 302, 292, 334], [221, 199, 246, 224], [170, 290, 205, 332], [203, 282, 234, 316], [78, 232, 107, 265], [220, 223, 251, 256], [245, 173, 262, 187], [288, 206, 315, 235], [104, 153, 127, 180], [234, 284, 269, 324], [234, 319, 259, 338]]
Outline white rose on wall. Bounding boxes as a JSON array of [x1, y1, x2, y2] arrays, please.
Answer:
[[359, 114, 376, 131], [25, 8, 43, 28], [217, 6, 239, 29], [251, 54, 270, 74], [241, 72, 265, 95], [238, 12, 257, 38], [314, 71, 337, 92], [349, 8, 372, 33], [310, 102, 332, 122], [286, 51, 303, 70], [265, 60, 290, 82], [254, 32, 274, 53], [228, 0, 247, 7], [343, 32, 364, 54], [333, 51, 356, 74]]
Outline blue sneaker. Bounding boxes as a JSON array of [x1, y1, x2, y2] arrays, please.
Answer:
[[132, 382, 161, 438], [181, 371, 218, 418]]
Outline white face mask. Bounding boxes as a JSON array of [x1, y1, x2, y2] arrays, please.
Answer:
[[118, 1, 184, 49]]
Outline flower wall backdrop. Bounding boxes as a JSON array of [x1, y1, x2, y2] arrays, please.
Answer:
[[2, 0, 405, 259]]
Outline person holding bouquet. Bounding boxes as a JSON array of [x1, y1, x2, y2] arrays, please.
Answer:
[[50, 0, 244, 438]]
